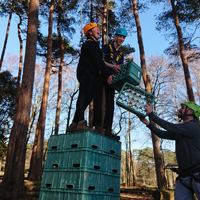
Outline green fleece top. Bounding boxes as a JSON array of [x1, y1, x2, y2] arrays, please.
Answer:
[[147, 112, 200, 172]]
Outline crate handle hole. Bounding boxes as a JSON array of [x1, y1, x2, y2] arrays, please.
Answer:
[[108, 188, 114, 192], [92, 145, 98, 149], [67, 185, 73, 189], [71, 144, 78, 148], [52, 164, 58, 168], [94, 165, 100, 170], [88, 186, 95, 190], [73, 163, 80, 168], [112, 169, 118, 173], [51, 146, 57, 150], [46, 184, 51, 188], [110, 150, 115, 154]]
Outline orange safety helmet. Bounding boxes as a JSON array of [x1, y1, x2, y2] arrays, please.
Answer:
[[83, 23, 98, 36]]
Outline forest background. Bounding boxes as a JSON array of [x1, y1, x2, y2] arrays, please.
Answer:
[[0, 0, 200, 199]]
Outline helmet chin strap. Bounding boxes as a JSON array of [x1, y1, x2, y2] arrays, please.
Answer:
[[178, 106, 194, 121]]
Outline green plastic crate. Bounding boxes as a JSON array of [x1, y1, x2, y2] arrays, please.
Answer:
[[47, 134, 67, 151], [107, 156, 121, 175], [59, 170, 100, 192], [100, 174, 120, 194], [44, 151, 69, 169], [102, 137, 121, 157], [67, 149, 108, 172], [64, 131, 103, 151], [116, 82, 156, 117], [111, 61, 143, 91], [41, 170, 60, 189], [48, 131, 103, 152]]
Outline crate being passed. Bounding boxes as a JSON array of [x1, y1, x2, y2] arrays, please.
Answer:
[[116, 82, 156, 117], [111, 61, 142, 91]]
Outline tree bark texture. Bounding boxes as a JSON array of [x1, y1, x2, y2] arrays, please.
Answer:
[[14, 14, 23, 118], [132, 0, 167, 190], [0, 0, 39, 198], [170, 0, 195, 102], [128, 112, 136, 186], [102, 0, 107, 45], [55, 2, 64, 135], [28, 0, 54, 181]]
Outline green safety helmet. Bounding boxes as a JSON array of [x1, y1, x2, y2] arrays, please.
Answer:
[[181, 101, 200, 118], [115, 28, 127, 37]]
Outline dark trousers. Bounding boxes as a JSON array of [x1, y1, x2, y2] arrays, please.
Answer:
[[73, 73, 98, 123], [93, 77, 115, 130]]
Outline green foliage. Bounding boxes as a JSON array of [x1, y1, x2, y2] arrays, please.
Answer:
[[151, 0, 200, 61], [134, 147, 177, 185], [37, 32, 79, 58], [134, 147, 156, 184], [163, 150, 177, 165], [0, 71, 17, 158]]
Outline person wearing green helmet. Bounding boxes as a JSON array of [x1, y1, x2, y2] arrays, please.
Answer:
[[93, 27, 127, 140], [138, 102, 200, 200]]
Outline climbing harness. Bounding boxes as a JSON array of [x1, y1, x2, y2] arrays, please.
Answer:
[[109, 44, 122, 64]]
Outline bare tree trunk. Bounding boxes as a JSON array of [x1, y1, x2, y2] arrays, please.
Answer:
[[132, 0, 167, 190], [0, 1, 14, 70], [125, 128, 130, 187], [128, 112, 136, 186], [102, 0, 107, 45], [170, 0, 195, 102], [66, 89, 78, 133], [90, 0, 93, 22], [0, 0, 39, 198], [14, 14, 23, 118], [98, 0, 108, 133], [55, 1, 64, 135], [28, 0, 54, 181]]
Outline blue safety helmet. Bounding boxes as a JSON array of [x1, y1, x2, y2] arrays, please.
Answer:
[[115, 28, 127, 37]]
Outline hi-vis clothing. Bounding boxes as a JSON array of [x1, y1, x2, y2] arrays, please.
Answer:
[[93, 43, 124, 129], [102, 43, 124, 67]]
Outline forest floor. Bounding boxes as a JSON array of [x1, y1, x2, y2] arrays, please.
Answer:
[[22, 187, 156, 200]]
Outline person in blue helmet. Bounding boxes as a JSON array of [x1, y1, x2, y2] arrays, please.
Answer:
[[138, 101, 200, 200], [93, 28, 127, 140]]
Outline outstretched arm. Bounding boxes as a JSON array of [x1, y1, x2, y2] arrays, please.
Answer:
[[138, 115, 176, 140], [144, 103, 195, 137]]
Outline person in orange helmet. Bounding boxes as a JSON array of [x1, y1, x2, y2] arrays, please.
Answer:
[[67, 23, 114, 132]]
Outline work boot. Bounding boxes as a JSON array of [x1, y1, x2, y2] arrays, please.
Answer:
[[104, 129, 120, 141], [67, 122, 77, 132], [76, 120, 91, 131]]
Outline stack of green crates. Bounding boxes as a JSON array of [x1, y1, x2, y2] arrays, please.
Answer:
[[116, 82, 156, 117], [111, 61, 143, 92], [39, 131, 121, 200]]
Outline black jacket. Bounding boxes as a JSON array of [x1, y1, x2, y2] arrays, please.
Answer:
[[77, 37, 112, 81]]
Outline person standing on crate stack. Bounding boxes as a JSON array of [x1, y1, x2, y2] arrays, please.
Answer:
[[138, 101, 200, 200], [93, 28, 127, 140], [67, 23, 114, 132]]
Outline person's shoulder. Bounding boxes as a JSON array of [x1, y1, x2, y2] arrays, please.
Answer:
[[185, 120, 200, 128], [102, 44, 110, 52], [103, 43, 109, 47]]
